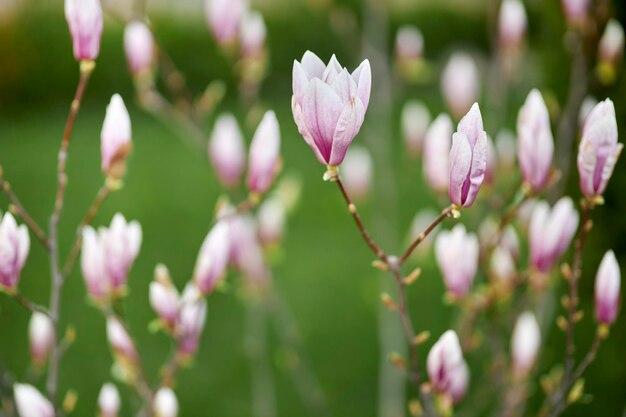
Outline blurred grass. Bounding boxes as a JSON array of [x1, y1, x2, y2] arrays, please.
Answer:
[[0, 1, 625, 416]]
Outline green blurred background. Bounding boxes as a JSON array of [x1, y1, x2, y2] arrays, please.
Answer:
[[0, 0, 625, 416]]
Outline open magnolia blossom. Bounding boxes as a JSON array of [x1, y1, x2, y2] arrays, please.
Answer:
[[292, 51, 371, 167]]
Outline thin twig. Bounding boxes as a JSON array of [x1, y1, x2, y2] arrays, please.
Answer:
[[400, 205, 453, 264], [0, 177, 49, 249], [6, 291, 51, 316]]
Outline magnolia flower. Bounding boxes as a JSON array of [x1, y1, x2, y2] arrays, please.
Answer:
[[0, 212, 30, 290], [517, 89, 554, 191], [107, 317, 138, 361], [193, 221, 230, 295], [441, 53, 479, 119], [98, 383, 121, 417], [499, 0, 527, 49], [292, 51, 371, 167], [427, 330, 469, 403], [423, 114, 453, 193], [240, 10, 266, 59], [511, 311, 541, 375], [561, 0, 590, 26], [154, 387, 179, 417], [495, 129, 516, 168], [178, 283, 208, 356], [150, 264, 180, 328], [247, 111, 281, 194], [395, 25, 424, 61], [29, 312, 55, 366], [402, 100, 431, 156], [449, 103, 488, 207], [65, 0, 103, 61], [229, 216, 269, 286], [529, 198, 579, 273], [205, 0, 247, 45], [595, 250, 621, 325], [101, 94, 132, 179], [577, 98, 622, 198], [257, 197, 287, 247], [435, 224, 479, 297], [81, 214, 142, 300], [599, 20, 625, 65], [209, 114, 246, 189], [124, 21, 155, 76], [341, 146, 373, 201], [14, 384, 54, 417]]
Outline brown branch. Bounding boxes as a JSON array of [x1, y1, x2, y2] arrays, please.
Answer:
[[0, 177, 49, 249], [400, 205, 453, 264], [6, 291, 51, 317]]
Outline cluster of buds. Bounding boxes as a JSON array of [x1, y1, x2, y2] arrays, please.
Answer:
[[427, 331, 469, 404], [0, 212, 30, 291]]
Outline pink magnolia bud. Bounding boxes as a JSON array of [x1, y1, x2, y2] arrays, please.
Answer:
[[65, 0, 103, 61], [209, 114, 246, 188], [511, 311, 541, 375], [247, 111, 281, 194], [498, 0, 527, 49], [435, 224, 479, 297], [0, 212, 30, 290], [599, 20, 625, 65], [427, 330, 469, 404], [205, 0, 247, 45], [529, 198, 579, 273], [29, 312, 54, 366], [154, 387, 179, 417], [240, 10, 266, 59], [124, 21, 155, 76], [178, 284, 207, 356], [490, 246, 516, 283], [292, 51, 371, 167], [229, 216, 270, 287], [193, 222, 230, 295], [341, 146, 372, 201], [13, 383, 54, 417], [495, 129, 516, 168], [395, 25, 424, 61], [106, 317, 138, 361], [517, 89, 554, 191], [257, 198, 286, 247], [101, 94, 132, 179], [595, 250, 621, 325], [423, 114, 453, 193], [402, 100, 431, 156], [449, 103, 488, 207], [577, 98, 622, 198], [441, 53, 479, 119], [98, 383, 121, 417], [561, 0, 590, 26], [150, 264, 180, 328]]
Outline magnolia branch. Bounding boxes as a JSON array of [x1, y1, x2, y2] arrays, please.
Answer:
[[0, 176, 49, 249]]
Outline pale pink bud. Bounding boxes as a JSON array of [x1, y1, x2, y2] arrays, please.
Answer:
[[65, 0, 103, 61], [341, 146, 373, 201], [240, 10, 266, 59], [193, 221, 230, 295], [150, 265, 180, 328], [578, 96, 598, 128], [178, 284, 207, 356], [292, 51, 371, 166], [407, 208, 440, 258], [98, 383, 121, 417], [485, 134, 496, 184], [498, 0, 527, 49], [257, 198, 286, 247], [247, 110, 281, 194], [228, 216, 269, 286], [517, 89, 554, 191], [13, 383, 54, 417], [441, 53, 479, 119], [124, 21, 155, 76], [435, 224, 478, 297], [101, 94, 132, 179], [0, 212, 30, 290], [599, 20, 625, 65], [449, 103, 488, 207], [577, 98, 622, 198], [395, 25, 424, 61], [595, 250, 621, 325], [495, 129, 516, 168], [427, 330, 469, 403], [209, 114, 246, 188], [154, 387, 178, 417], [106, 317, 138, 361], [502, 225, 521, 260], [205, 0, 247, 45], [402, 100, 431, 156], [81, 226, 108, 300], [529, 198, 579, 273], [423, 114, 453, 193], [511, 311, 541, 375], [490, 246, 516, 283], [29, 312, 54, 366], [561, 0, 590, 26]]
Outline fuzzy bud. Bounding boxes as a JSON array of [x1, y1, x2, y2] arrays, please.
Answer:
[[14, 383, 54, 417], [247, 110, 281, 194], [154, 387, 179, 417], [595, 250, 621, 325], [98, 383, 121, 417], [0, 212, 30, 290], [511, 311, 541, 375], [150, 265, 180, 328], [205, 0, 247, 45], [427, 330, 469, 404], [101, 94, 132, 180], [193, 222, 230, 295], [29, 312, 54, 367], [435, 224, 479, 297], [402, 100, 431, 156], [124, 21, 155, 76], [341, 146, 372, 201], [423, 114, 453, 193], [65, 0, 103, 61], [441, 53, 479, 119], [209, 114, 246, 189], [498, 0, 527, 49]]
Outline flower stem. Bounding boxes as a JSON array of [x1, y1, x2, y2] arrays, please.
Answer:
[[0, 176, 49, 249], [400, 205, 453, 264]]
